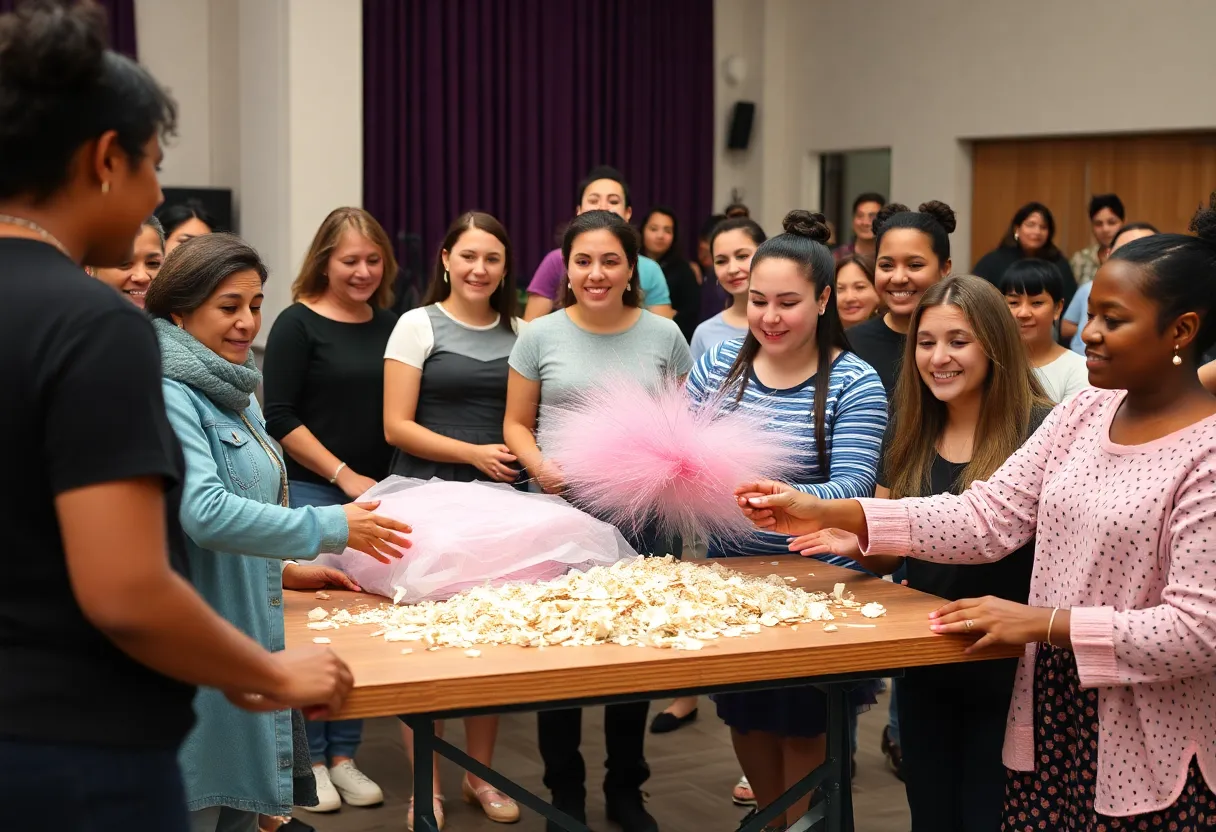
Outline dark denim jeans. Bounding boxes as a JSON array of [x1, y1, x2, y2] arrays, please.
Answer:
[[290, 479, 366, 763], [0, 738, 188, 831]]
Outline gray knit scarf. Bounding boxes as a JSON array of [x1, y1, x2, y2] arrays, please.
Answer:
[[153, 317, 261, 411]]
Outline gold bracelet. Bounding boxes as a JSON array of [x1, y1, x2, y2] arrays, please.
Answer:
[[1046, 607, 1060, 647]]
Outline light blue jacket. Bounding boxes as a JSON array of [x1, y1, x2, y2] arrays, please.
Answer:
[[162, 378, 348, 816]]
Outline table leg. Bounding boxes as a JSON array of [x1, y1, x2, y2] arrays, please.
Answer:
[[822, 685, 854, 832], [406, 716, 441, 832]]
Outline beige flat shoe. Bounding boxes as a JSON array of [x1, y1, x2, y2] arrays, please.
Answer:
[[462, 775, 520, 824], [407, 794, 446, 831]]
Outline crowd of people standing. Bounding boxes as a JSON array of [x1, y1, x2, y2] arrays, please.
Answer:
[[4, 3, 1216, 832]]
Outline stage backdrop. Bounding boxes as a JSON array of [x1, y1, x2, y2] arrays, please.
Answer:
[[0, 0, 137, 59], [363, 0, 714, 305]]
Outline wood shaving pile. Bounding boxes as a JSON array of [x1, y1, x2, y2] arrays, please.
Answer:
[[310, 556, 885, 653]]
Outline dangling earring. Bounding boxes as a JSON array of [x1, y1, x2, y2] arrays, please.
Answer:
[[1172, 344, 1183, 366], [627, 281, 632, 291], [1013, 231, 1019, 243], [101, 182, 110, 195], [443, 269, 450, 284]]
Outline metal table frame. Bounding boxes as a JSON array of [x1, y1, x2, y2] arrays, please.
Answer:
[[399, 666, 901, 832]]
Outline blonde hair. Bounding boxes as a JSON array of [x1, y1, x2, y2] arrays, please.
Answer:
[[886, 274, 1050, 498], [291, 207, 397, 308]]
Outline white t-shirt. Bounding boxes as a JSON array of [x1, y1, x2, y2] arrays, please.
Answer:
[[1034, 350, 1089, 404], [384, 303, 525, 368]]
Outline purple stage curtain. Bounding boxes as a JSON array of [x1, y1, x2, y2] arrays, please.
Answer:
[[363, 0, 715, 303], [0, 0, 137, 59]]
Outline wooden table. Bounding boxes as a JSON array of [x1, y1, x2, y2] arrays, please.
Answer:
[[286, 556, 1021, 832]]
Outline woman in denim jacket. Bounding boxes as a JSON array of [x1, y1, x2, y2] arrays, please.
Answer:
[[145, 234, 411, 832]]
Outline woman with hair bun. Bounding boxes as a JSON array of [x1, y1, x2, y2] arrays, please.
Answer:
[[743, 196, 1216, 830], [685, 210, 887, 830], [848, 201, 956, 393], [0, 1, 357, 829]]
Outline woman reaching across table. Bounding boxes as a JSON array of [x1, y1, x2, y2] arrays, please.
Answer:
[[739, 196, 1216, 830]]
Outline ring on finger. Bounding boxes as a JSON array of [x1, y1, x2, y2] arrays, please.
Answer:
[[964, 619, 975, 632]]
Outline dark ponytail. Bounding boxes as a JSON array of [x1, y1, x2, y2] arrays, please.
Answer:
[[719, 210, 848, 475]]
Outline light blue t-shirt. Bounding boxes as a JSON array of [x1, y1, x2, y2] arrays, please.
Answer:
[[1063, 282, 1092, 354], [689, 311, 747, 365]]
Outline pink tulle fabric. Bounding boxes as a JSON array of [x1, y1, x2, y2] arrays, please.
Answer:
[[537, 373, 798, 543], [314, 477, 635, 603]]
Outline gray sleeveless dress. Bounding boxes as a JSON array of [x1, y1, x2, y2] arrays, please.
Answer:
[[389, 304, 520, 483]]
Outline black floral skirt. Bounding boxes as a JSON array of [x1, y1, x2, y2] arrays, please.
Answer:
[[1002, 644, 1216, 831]]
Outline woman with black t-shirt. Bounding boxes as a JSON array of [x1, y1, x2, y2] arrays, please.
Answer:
[[794, 275, 1051, 831], [0, 2, 353, 830], [263, 208, 400, 813], [641, 206, 700, 341]]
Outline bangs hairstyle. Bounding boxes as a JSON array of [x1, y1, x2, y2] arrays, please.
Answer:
[[872, 200, 956, 267], [0, 0, 178, 202], [1088, 193, 1125, 221], [145, 233, 267, 320], [886, 275, 1047, 499], [291, 207, 397, 309], [559, 210, 642, 309], [1001, 201, 1062, 260], [720, 210, 848, 475], [1108, 194, 1216, 359], [998, 258, 1064, 304], [421, 211, 518, 331]]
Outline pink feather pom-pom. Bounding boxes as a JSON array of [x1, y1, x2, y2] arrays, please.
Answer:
[[537, 373, 799, 546]]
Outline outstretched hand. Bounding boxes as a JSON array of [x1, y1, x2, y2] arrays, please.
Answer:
[[734, 480, 826, 536]]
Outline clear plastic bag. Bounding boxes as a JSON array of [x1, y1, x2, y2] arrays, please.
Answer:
[[313, 476, 637, 603]]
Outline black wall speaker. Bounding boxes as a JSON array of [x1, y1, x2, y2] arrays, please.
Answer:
[[158, 186, 235, 234], [727, 101, 756, 150]]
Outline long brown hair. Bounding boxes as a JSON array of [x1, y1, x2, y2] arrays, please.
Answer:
[[420, 211, 518, 331], [291, 207, 397, 308], [886, 274, 1048, 498]]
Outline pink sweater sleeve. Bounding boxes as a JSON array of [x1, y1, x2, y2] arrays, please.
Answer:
[[1073, 460, 1216, 687], [858, 403, 1062, 564]]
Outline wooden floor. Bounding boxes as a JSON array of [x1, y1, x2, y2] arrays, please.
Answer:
[[293, 691, 910, 832]]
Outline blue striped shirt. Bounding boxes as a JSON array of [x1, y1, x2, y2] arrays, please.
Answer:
[[686, 338, 888, 562]]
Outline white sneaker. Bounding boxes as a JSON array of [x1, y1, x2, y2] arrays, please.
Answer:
[[329, 759, 384, 807], [298, 762, 341, 813]]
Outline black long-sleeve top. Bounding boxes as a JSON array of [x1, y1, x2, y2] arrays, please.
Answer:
[[263, 303, 399, 487]]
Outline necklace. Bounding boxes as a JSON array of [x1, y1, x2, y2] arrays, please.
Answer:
[[0, 214, 72, 259]]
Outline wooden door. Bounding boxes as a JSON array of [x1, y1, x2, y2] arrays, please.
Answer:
[[971, 133, 1216, 264]]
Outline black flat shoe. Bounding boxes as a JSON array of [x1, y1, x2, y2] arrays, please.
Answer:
[[648, 707, 698, 734], [605, 790, 658, 832]]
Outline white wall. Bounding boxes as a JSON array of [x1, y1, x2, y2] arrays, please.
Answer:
[[718, 0, 1216, 268], [135, 0, 363, 339]]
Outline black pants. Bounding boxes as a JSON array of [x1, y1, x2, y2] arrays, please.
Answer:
[[0, 738, 188, 831], [898, 658, 1018, 832], [537, 701, 651, 800]]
